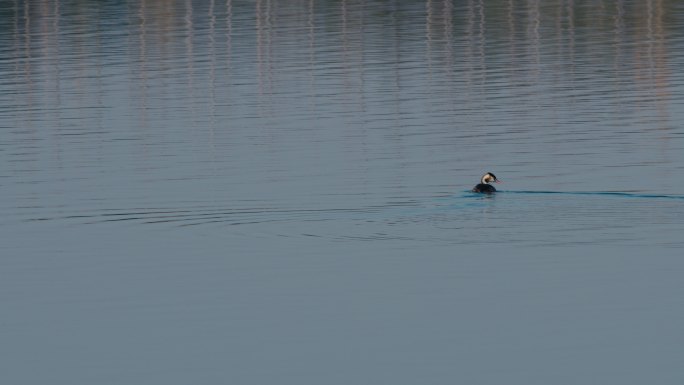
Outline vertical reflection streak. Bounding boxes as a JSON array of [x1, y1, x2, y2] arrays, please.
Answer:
[[184, 0, 196, 126], [308, 0, 315, 114], [613, 0, 626, 118], [566, 0, 575, 78], [226, 0, 232, 73], [478, 0, 486, 93], [256, 0, 273, 115], [209, 0, 217, 129], [208, 0, 217, 173], [51, 0, 62, 134], [136, 0, 148, 131], [425, 0, 433, 90], [507, 0, 518, 95], [359, 0, 366, 116], [646, 0, 654, 99], [465, 0, 475, 101], [443, 0, 454, 83], [23, 0, 34, 119], [443, 0, 455, 119]]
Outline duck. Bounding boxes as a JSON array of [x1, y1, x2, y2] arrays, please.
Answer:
[[472, 172, 501, 193]]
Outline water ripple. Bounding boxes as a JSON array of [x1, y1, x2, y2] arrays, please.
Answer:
[[502, 191, 684, 200]]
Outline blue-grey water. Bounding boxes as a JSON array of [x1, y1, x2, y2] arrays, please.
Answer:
[[2, 1, 684, 384]]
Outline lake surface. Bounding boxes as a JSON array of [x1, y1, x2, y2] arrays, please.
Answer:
[[2, 1, 684, 384]]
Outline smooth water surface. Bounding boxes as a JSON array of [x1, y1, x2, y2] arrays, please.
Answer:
[[2, 1, 684, 384]]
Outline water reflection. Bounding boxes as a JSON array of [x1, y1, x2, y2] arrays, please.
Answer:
[[3, 3, 684, 385], [1, 0, 683, 240], [3, 1, 678, 122]]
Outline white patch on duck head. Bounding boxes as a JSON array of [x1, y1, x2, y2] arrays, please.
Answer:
[[481, 172, 498, 184]]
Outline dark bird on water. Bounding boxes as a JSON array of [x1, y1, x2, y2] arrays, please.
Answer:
[[472, 172, 501, 193]]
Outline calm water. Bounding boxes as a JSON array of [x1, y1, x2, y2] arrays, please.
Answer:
[[2, 1, 684, 384]]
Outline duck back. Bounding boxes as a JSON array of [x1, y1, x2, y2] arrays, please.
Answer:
[[472, 184, 496, 193]]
